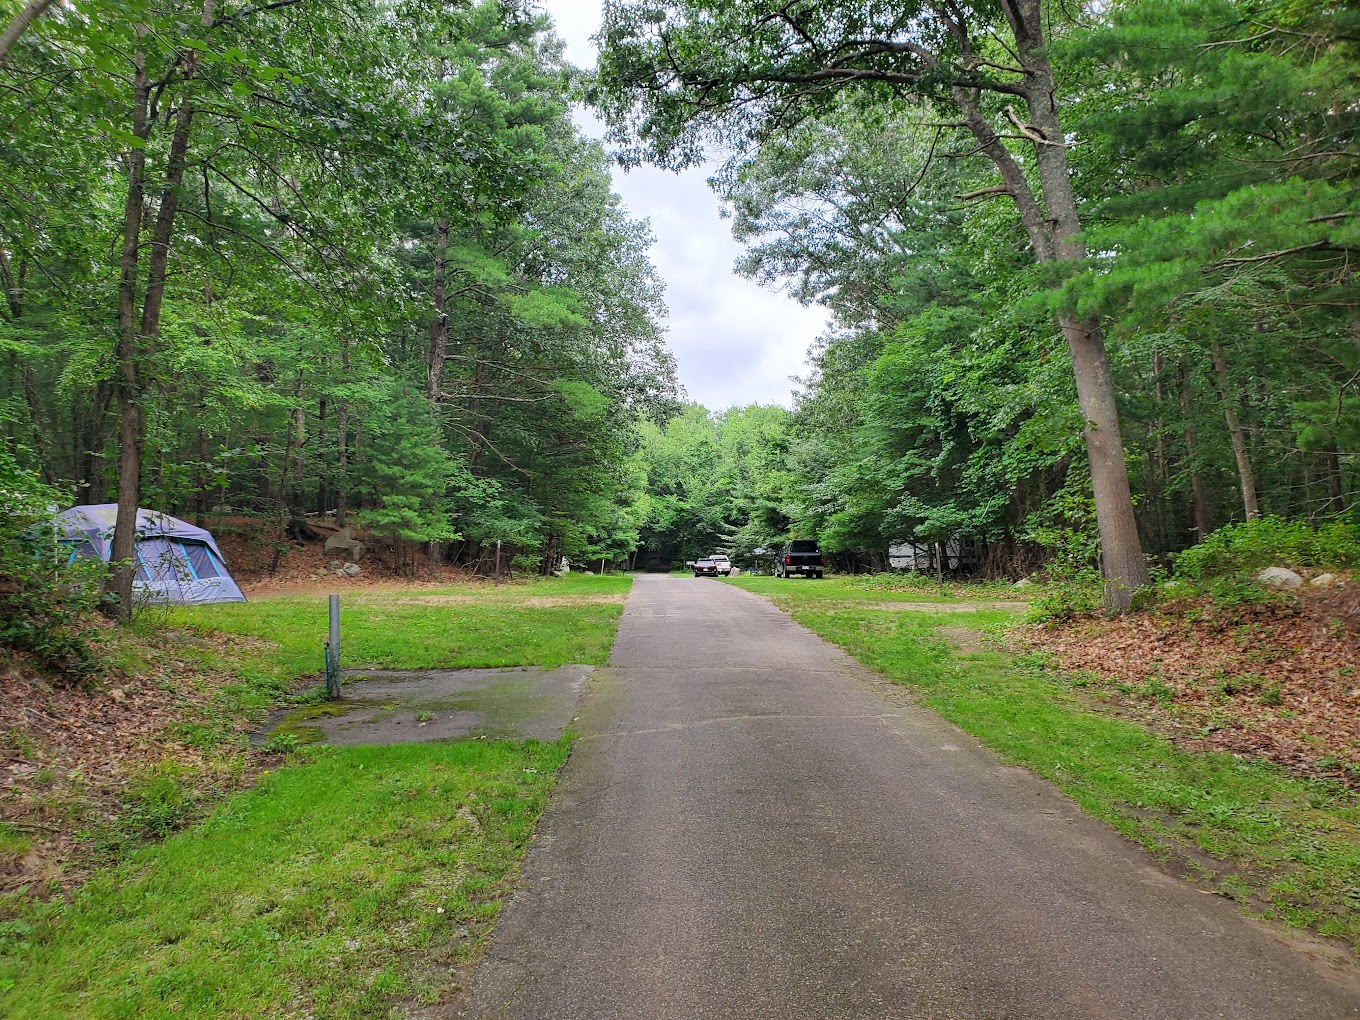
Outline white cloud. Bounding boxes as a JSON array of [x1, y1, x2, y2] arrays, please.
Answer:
[[539, 0, 829, 410]]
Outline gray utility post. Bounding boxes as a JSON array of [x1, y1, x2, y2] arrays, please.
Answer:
[[325, 593, 341, 700]]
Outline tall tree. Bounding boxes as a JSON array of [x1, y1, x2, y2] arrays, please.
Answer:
[[593, 0, 1151, 607]]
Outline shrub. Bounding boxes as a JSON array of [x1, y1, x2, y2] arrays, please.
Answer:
[[1174, 517, 1360, 582], [0, 451, 104, 674], [1025, 569, 1104, 623]]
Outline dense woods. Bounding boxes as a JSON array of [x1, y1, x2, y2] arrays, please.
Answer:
[[2, 0, 1358, 620], [1, 0, 678, 617], [596, 0, 1359, 593]]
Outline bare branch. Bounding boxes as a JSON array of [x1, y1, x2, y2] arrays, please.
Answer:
[[1003, 105, 1063, 146], [955, 184, 1013, 201]]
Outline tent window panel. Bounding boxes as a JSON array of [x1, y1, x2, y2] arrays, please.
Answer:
[[138, 538, 191, 584], [185, 543, 219, 579], [61, 541, 100, 564]]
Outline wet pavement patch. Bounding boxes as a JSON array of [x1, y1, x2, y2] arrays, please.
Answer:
[[266, 665, 593, 747]]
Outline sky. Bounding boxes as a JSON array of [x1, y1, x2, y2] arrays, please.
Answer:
[[541, 0, 831, 412]]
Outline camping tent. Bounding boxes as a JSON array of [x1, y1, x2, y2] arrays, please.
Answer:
[[52, 505, 246, 605]]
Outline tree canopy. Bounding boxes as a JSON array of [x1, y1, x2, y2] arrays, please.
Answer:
[[1, 0, 679, 613]]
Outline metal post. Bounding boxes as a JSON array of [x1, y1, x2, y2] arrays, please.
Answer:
[[326, 593, 341, 699]]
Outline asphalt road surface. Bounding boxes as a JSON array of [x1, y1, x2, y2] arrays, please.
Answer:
[[462, 575, 1360, 1019]]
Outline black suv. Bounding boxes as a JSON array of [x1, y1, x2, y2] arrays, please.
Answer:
[[774, 540, 824, 578]]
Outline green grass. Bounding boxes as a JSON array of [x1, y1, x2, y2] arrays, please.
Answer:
[[731, 575, 966, 603], [173, 573, 630, 675], [737, 583, 1360, 951], [0, 573, 632, 1014], [0, 738, 571, 1019]]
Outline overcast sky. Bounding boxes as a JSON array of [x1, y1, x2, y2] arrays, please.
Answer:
[[541, 0, 830, 411]]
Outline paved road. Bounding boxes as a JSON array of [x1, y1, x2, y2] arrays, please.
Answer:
[[463, 575, 1360, 1019]]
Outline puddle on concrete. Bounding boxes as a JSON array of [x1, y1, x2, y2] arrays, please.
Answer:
[[264, 665, 593, 747]]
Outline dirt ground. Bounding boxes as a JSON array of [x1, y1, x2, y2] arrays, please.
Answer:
[[1021, 581, 1360, 784], [0, 627, 277, 895]]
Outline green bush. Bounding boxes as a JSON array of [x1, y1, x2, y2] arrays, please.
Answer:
[[1025, 569, 1104, 623], [1174, 517, 1360, 582], [0, 451, 104, 674]]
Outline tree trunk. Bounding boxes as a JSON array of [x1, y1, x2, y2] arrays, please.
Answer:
[[335, 337, 349, 527], [949, 3, 1149, 609], [1325, 447, 1345, 515], [1210, 341, 1259, 521], [107, 44, 153, 621], [108, 8, 209, 619], [76, 382, 113, 504], [195, 418, 209, 527], [1, 251, 57, 485], [0, 0, 55, 64], [316, 396, 328, 512], [426, 217, 450, 401], [1178, 365, 1211, 542], [1060, 315, 1149, 606], [286, 367, 308, 534]]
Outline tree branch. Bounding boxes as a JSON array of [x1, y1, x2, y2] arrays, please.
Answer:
[[955, 184, 1013, 201]]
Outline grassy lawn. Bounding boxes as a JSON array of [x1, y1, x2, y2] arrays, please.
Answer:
[[0, 574, 633, 1016], [169, 572, 632, 680], [0, 738, 570, 1018], [729, 576, 1360, 951], [732, 574, 1010, 604]]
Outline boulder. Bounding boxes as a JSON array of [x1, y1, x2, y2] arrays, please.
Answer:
[[324, 527, 366, 563], [326, 559, 344, 571], [1012, 577, 1034, 589], [341, 562, 362, 578], [1257, 566, 1303, 589], [1310, 573, 1340, 588]]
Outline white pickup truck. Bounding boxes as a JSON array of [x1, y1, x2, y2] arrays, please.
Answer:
[[693, 554, 733, 577]]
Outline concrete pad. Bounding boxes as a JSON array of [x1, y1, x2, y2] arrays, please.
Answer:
[[297, 665, 591, 746]]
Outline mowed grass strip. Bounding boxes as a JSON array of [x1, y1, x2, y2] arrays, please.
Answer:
[[732, 580, 1360, 951], [0, 739, 570, 1019], [169, 573, 633, 680], [734, 576, 979, 606]]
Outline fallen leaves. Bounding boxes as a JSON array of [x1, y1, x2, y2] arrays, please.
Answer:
[[1022, 585, 1360, 784], [0, 629, 277, 896]]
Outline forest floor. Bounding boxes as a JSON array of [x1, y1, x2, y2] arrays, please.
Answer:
[[1022, 585, 1360, 786], [213, 516, 475, 596]]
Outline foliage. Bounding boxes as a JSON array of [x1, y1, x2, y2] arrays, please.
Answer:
[[0, 0, 677, 599], [0, 449, 103, 673], [1024, 573, 1106, 625], [616, 0, 1359, 583], [1174, 517, 1360, 582]]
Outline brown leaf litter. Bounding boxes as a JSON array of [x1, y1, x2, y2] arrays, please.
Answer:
[[0, 628, 279, 896], [1021, 583, 1360, 783]]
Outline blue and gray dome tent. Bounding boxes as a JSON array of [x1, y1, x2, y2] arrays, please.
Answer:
[[52, 504, 245, 605]]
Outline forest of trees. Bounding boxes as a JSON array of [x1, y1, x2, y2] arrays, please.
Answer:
[[2, 0, 1357, 619], [1, 0, 681, 617], [596, 0, 1359, 595]]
